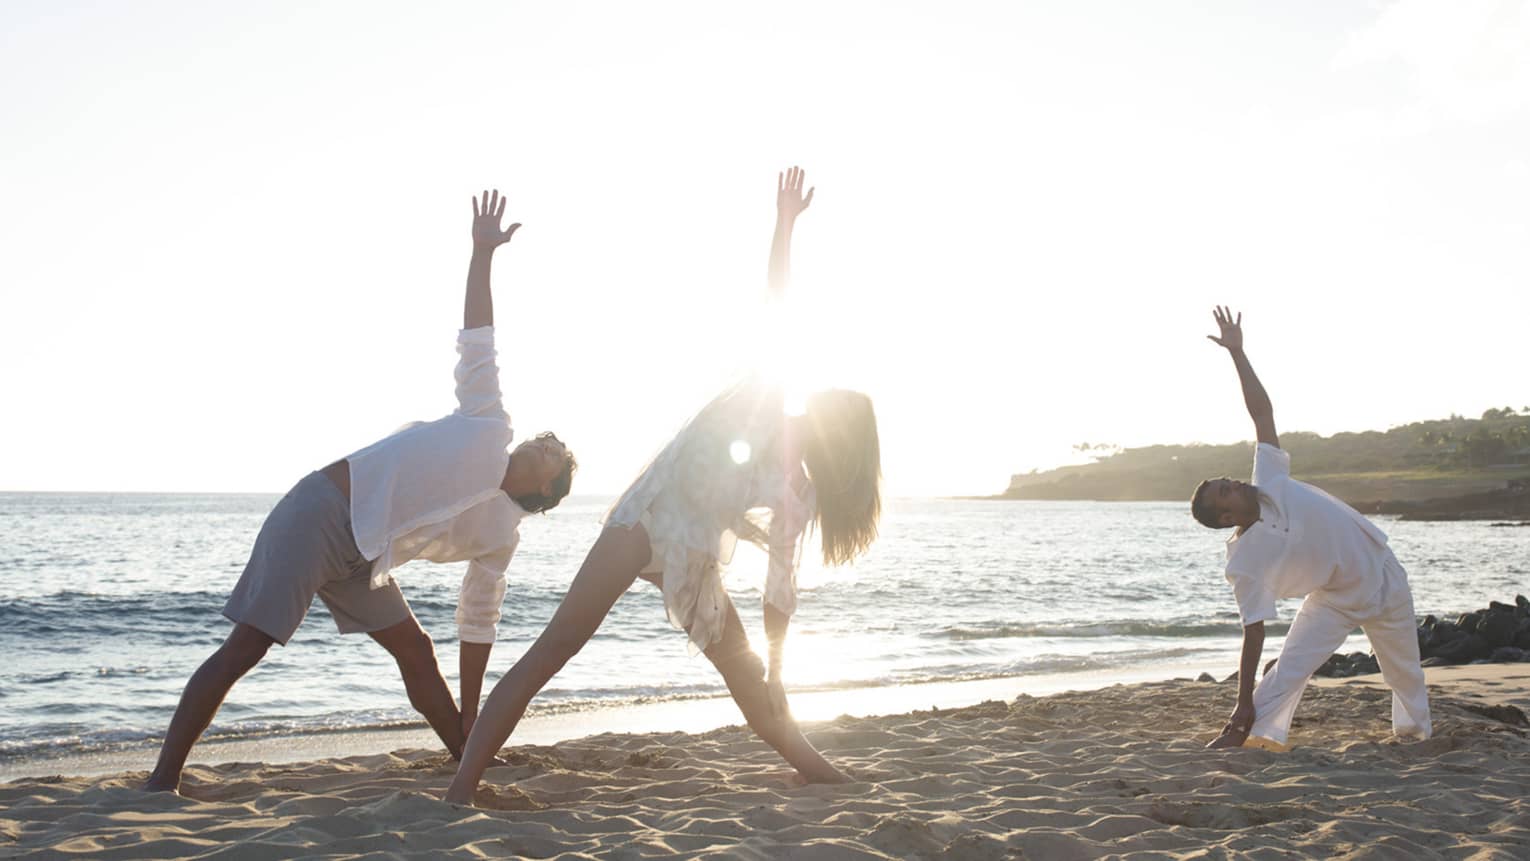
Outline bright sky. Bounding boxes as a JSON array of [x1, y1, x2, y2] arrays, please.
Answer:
[[2, 0, 1527, 496]]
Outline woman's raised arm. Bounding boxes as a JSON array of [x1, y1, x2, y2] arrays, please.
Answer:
[[767, 166, 814, 298]]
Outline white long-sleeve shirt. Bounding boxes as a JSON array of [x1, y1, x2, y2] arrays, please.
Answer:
[[345, 326, 523, 644], [1224, 443, 1391, 626]]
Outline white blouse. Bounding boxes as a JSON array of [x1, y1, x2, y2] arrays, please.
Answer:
[[606, 379, 817, 652], [344, 326, 523, 644]]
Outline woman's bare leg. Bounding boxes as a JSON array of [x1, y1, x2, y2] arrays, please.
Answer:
[[443, 525, 650, 804], [702, 600, 849, 783]]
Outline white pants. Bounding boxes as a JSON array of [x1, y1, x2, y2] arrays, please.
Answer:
[[1250, 552, 1433, 745]]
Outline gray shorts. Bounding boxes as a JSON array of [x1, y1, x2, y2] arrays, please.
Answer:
[[223, 471, 411, 645]]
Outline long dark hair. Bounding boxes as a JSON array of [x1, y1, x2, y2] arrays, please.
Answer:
[[801, 389, 882, 565]]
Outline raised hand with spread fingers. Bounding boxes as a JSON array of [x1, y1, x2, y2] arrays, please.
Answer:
[[471, 189, 521, 250], [776, 166, 814, 221], [769, 166, 815, 297]]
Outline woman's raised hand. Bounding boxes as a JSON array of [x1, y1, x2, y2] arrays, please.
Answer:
[[471, 189, 521, 249], [776, 166, 814, 220]]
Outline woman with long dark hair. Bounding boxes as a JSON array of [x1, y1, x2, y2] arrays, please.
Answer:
[[445, 167, 882, 804]]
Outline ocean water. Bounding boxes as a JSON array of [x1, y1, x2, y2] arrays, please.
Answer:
[[0, 492, 1523, 765]]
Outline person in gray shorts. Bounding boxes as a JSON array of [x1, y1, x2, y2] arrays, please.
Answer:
[[144, 189, 577, 794], [222, 470, 408, 646]]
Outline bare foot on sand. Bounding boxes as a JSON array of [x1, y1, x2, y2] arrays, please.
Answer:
[[1206, 727, 1249, 749], [140, 773, 180, 794]]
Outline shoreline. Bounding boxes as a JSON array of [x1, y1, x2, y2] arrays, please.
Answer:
[[2, 664, 1526, 858], [0, 655, 1242, 782]]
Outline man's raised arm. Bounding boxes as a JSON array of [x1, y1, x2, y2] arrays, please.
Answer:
[[1207, 306, 1278, 448], [465, 189, 522, 330]]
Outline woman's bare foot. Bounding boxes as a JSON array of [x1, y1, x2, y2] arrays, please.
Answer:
[[802, 763, 854, 784], [141, 772, 181, 794]]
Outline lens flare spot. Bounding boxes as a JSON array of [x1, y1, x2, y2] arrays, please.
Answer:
[[730, 440, 752, 465]]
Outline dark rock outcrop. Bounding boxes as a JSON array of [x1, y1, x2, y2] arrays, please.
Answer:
[[1315, 651, 1380, 677], [1366, 480, 1530, 521], [1313, 593, 1530, 677]]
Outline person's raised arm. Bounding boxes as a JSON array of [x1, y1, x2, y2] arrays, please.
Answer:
[[1207, 306, 1278, 447], [767, 166, 815, 298], [465, 189, 522, 330]]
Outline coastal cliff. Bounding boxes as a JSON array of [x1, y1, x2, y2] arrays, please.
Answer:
[[1000, 409, 1530, 520]]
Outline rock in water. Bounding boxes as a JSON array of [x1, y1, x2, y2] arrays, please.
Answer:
[[1423, 621, 1464, 657], [1314, 652, 1380, 678], [1434, 633, 1493, 664], [1481, 612, 1518, 648], [1315, 654, 1347, 677]]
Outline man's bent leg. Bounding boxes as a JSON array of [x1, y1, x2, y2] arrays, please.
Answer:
[[149, 470, 351, 792], [143, 623, 275, 792], [1249, 598, 1354, 746], [369, 616, 465, 758], [1363, 561, 1432, 739]]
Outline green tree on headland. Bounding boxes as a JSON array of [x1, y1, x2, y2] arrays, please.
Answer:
[[1002, 409, 1530, 505]]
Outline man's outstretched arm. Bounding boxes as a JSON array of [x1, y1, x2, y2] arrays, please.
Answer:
[[1208, 620, 1265, 748], [1207, 306, 1278, 448], [465, 189, 522, 330], [459, 641, 491, 739], [456, 553, 510, 741]]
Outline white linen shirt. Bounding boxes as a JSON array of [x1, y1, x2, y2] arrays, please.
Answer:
[[344, 326, 523, 644], [1224, 443, 1391, 626]]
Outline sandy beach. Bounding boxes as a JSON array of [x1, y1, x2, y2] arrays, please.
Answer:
[[2, 665, 1527, 859]]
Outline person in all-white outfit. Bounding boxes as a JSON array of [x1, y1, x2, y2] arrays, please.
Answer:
[[1191, 306, 1432, 749]]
